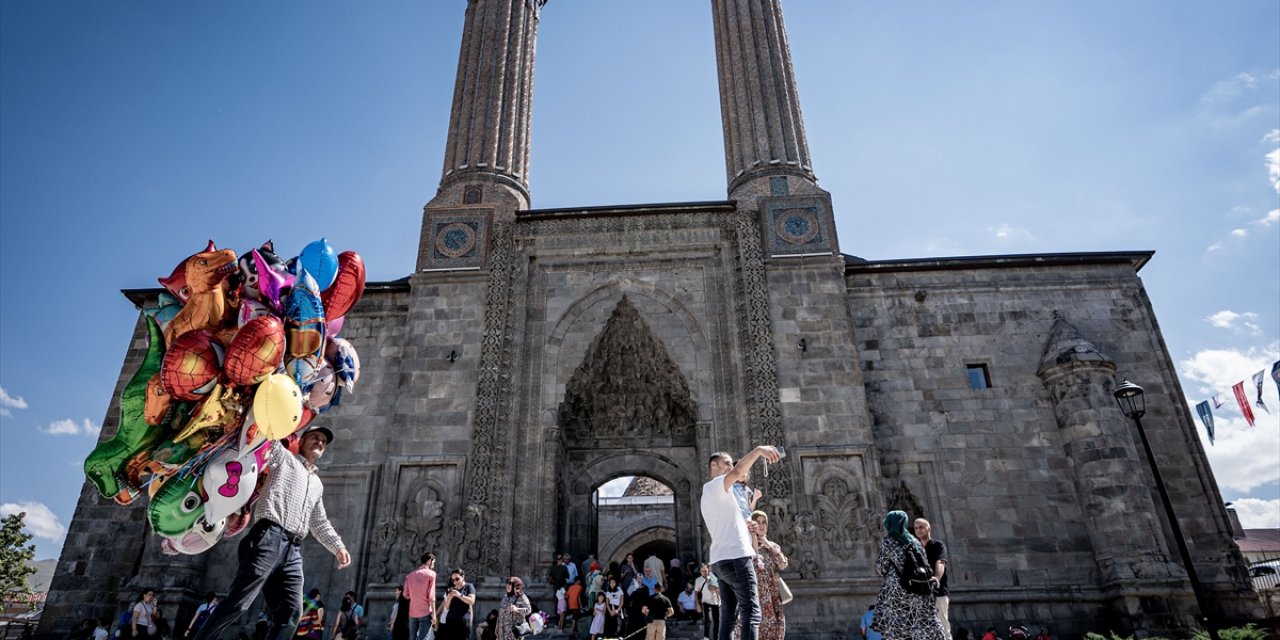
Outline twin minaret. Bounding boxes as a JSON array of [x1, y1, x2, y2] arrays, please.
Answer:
[[422, 0, 820, 246]]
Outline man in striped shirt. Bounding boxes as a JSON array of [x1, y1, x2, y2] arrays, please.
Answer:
[[193, 425, 351, 640]]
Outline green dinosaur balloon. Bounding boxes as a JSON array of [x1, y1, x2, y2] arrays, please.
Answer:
[[148, 472, 207, 537], [83, 316, 168, 502]]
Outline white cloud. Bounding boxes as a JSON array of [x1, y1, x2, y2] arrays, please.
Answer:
[[0, 501, 67, 542], [42, 418, 99, 437], [1206, 242, 1224, 252], [1232, 498, 1280, 529], [1197, 71, 1279, 127], [1181, 343, 1278, 391], [987, 223, 1035, 243], [1200, 73, 1259, 105], [1230, 228, 1248, 238], [1264, 129, 1280, 145], [1206, 310, 1261, 335], [0, 386, 28, 417], [597, 477, 632, 498], [1181, 344, 1280, 493], [1267, 148, 1279, 194], [1256, 209, 1279, 227]]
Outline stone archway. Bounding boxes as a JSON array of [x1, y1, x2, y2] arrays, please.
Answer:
[[601, 518, 677, 569], [561, 450, 702, 570]]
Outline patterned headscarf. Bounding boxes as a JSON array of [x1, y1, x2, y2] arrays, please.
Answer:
[[883, 510, 924, 554]]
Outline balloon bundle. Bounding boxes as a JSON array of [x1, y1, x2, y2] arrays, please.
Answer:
[[82, 239, 366, 555]]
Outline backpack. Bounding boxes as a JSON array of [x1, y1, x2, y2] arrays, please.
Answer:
[[115, 610, 133, 640], [899, 543, 934, 596], [340, 606, 362, 640]]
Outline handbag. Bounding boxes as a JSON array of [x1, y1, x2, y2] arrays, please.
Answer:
[[512, 621, 533, 637], [899, 544, 934, 596], [775, 575, 794, 605]]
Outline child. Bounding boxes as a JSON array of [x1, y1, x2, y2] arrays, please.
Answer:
[[555, 585, 568, 630], [588, 593, 606, 640]]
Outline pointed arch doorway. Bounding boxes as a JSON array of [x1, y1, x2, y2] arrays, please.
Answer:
[[555, 296, 706, 571]]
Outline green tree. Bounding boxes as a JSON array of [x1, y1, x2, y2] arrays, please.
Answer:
[[0, 512, 37, 602]]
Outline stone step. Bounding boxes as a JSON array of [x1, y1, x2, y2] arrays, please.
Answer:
[[535, 618, 708, 640]]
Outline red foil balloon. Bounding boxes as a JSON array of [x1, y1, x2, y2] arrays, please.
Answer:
[[224, 316, 286, 386], [321, 251, 366, 319], [160, 330, 224, 402]]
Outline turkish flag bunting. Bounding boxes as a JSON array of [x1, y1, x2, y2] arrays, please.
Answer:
[[1232, 381, 1256, 427]]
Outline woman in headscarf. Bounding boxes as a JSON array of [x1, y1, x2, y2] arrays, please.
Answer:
[[496, 577, 532, 640], [871, 510, 947, 640], [732, 511, 789, 640]]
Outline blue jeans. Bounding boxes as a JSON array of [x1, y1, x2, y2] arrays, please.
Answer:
[[192, 521, 304, 640], [712, 557, 759, 640], [408, 617, 433, 640]]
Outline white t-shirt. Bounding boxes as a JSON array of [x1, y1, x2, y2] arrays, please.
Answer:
[[701, 474, 755, 563], [695, 575, 720, 606]]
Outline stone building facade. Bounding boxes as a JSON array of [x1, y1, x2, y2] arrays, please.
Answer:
[[42, 0, 1261, 637]]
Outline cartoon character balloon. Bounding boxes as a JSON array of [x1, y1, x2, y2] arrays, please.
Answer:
[[285, 269, 326, 388], [162, 242, 238, 345], [160, 330, 224, 402], [148, 472, 207, 537], [203, 443, 269, 522], [162, 514, 226, 555], [224, 316, 286, 387], [84, 317, 167, 503]]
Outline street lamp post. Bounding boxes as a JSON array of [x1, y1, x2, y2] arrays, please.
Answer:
[[1113, 380, 1220, 640]]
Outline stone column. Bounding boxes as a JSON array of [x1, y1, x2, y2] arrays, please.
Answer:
[[1037, 314, 1185, 622], [710, 0, 817, 200]]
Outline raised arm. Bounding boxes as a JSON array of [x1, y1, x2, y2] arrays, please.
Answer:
[[721, 446, 781, 492]]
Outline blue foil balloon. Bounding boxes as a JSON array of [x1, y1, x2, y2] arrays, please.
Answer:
[[298, 238, 338, 290]]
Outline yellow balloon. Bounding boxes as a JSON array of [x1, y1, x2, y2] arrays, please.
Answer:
[[253, 374, 303, 441]]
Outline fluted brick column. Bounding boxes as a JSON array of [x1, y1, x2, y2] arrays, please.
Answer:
[[711, 0, 817, 200]]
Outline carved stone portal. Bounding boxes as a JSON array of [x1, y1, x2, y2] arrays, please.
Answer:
[[559, 296, 697, 448]]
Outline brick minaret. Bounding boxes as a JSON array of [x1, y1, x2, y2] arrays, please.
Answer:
[[710, 0, 818, 200], [417, 0, 544, 270]]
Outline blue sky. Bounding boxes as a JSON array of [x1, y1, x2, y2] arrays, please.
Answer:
[[2, 1, 1277, 561]]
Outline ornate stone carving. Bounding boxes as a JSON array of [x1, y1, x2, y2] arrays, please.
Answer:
[[887, 481, 925, 520], [814, 475, 876, 561], [419, 208, 493, 270], [796, 550, 821, 579], [624, 477, 673, 497], [559, 296, 697, 447], [375, 518, 400, 583], [758, 195, 837, 257], [732, 211, 798, 549], [466, 223, 519, 575], [399, 483, 445, 561]]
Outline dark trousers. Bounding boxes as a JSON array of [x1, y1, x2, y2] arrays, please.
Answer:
[[711, 558, 759, 640], [701, 603, 719, 638], [193, 521, 305, 640]]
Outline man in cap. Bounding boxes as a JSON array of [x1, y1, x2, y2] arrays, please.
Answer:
[[194, 424, 352, 640]]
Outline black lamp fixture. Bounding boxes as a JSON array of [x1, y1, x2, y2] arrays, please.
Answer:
[[447, 349, 459, 363], [1112, 379, 1219, 640], [1113, 379, 1146, 420]]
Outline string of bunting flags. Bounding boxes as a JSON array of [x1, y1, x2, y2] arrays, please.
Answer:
[[1193, 360, 1280, 445]]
